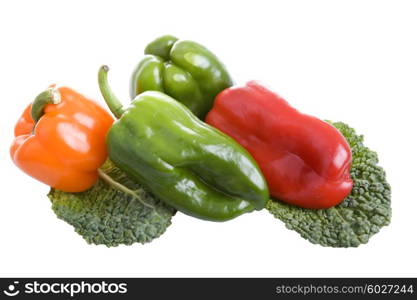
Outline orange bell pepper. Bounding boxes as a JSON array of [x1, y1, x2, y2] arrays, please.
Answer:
[[10, 86, 113, 192]]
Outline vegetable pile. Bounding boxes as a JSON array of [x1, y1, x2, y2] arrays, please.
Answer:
[[10, 35, 391, 247]]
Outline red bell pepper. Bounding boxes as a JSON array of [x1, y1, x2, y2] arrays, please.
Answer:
[[206, 81, 353, 209]]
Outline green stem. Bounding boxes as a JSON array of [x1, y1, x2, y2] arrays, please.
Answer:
[[31, 87, 61, 123], [98, 65, 125, 119]]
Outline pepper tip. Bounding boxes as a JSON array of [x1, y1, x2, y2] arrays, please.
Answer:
[[100, 65, 109, 72]]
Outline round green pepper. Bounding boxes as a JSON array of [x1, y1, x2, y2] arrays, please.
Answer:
[[130, 35, 233, 119]]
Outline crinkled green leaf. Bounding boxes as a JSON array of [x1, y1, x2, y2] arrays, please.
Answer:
[[48, 161, 176, 247], [266, 122, 391, 247]]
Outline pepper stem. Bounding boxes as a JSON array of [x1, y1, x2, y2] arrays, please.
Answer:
[[31, 87, 61, 123], [98, 65, 125, 119]]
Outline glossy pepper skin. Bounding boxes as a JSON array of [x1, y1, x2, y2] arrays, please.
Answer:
[[99, 66, 268, 221], [10, 87, 113, 192], [206, 81, 353, 209], [130, 35, 233, 119]]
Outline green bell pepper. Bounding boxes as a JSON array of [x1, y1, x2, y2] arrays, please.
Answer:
[[99, 65, 268, 221], [130, 35, 233, 119]]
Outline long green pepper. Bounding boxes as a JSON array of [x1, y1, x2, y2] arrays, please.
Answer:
[[130, 35, 233, 119], [99, 66, 268, 221]]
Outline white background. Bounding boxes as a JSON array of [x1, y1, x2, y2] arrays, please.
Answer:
[[0, 0, 416, 277]]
